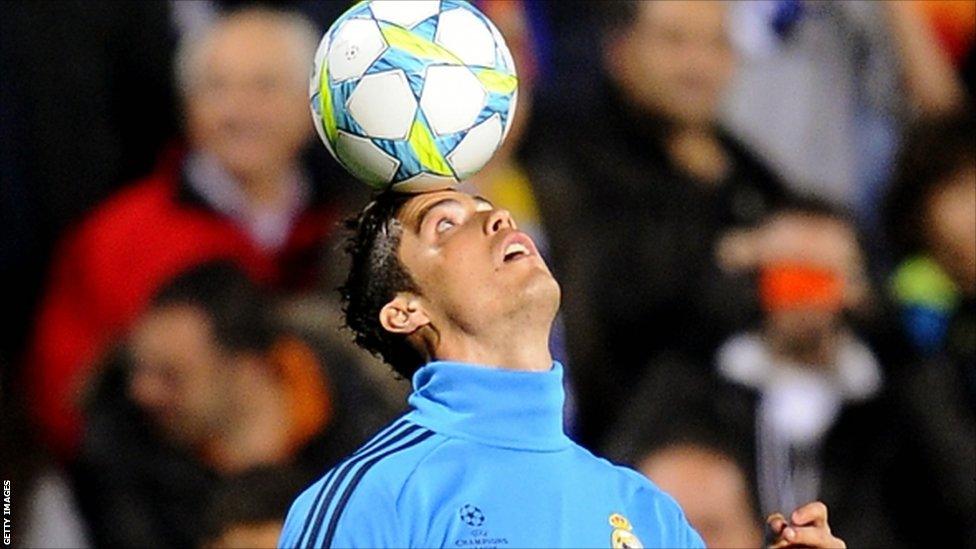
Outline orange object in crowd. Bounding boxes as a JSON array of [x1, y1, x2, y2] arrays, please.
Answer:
[[759, 262, 845, 312]]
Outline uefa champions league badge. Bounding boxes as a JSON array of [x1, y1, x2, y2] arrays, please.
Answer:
[[609, 513, 643, 549]]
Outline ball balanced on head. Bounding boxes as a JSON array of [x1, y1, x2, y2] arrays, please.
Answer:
[[310, 0, 518, 192]]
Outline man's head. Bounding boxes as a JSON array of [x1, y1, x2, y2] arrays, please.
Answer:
[[128, 262, 277, 447], [341, 190, 560, 378], [601, 366, 761, 549], [600, 0, 735, 125], [639, 442, 762, 549], [886, 113, 976, 296], [176, 7, 318, 181], [755, 200, 863, 365]]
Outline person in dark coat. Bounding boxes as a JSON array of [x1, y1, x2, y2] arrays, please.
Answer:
[[525, 0, 792, 447]]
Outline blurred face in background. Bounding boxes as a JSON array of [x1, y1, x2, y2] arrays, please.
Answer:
[[183, 13, 312, 181], [604, 0, 735, 126], [924, 167, 976, 295], [757, 214, 858, 366], [640, 444, 762, 549], [128, 305, 235, 447]]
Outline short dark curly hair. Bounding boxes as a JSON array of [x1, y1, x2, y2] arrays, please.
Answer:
[[153, 260, 278, 356], [339, 191, 427, 379]]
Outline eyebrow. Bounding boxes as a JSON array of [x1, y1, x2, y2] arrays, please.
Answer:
[[414, 195, 496, 232], [416, 198, 462, 231], [473, 195, 493, 209]]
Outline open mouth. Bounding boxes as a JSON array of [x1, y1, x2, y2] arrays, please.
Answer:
[[503, 241, 531, 262]]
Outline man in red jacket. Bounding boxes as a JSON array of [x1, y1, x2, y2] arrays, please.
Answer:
[[26, 7, 347, 457]]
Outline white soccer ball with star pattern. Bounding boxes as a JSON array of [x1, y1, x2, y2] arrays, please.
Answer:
[[310, 0, 518, 192]]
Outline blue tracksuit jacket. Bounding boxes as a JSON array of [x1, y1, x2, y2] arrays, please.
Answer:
[[279, 361, 704, 548]]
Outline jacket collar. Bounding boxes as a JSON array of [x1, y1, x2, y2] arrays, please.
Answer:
[[406, 361, 572, 452]]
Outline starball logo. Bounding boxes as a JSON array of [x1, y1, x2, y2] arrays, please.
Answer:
[[454, 504, 508, 548]]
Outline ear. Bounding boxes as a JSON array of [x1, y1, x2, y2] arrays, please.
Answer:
[[379, 293, 430, 336]]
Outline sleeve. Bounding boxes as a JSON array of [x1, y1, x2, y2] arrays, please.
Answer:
[[279, 474, 405, 549], [676, 514, 706, 549], [279, 484, 319, 549]]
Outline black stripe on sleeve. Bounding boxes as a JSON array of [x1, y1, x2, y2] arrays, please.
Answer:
[[304, 424, 425, 547], [295, 418, 410, 547], [321, 429, 436, 547]]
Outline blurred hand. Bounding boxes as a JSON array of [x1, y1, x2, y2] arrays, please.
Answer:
[[765, 501, 846, 549], [716, 213, 870, 310]]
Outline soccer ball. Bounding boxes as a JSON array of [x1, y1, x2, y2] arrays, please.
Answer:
[[309, 0, 518, 192]]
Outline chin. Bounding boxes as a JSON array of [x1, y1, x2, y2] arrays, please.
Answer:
[[522, 268, 561, 318]]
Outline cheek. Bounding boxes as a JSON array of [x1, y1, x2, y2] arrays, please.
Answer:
[[186, 99, 220, 140], [708, 50, 736, 89], [279, 94, 314, 138], [178, 366, 219, 411], [442, 250, 490, 289], [928, 186, 976, 253]]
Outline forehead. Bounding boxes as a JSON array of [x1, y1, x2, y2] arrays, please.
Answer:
[[203, 17, 299, 74], [641, 0, 727, 29], [396, 190, 489, 229], [134, 305, 213, 351]]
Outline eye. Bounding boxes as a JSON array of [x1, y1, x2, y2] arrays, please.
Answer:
[[435, 217, 456, 233]]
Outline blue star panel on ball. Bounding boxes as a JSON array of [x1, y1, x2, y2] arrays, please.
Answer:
[[310, 0, 519, 192]]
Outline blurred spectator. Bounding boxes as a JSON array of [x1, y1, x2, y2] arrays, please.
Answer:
[[639, 443, 761, 549], [76, 262, 394, 548], [716, 207, 886, 521], [886, 113, 976, 355], [722, 1, 965, 216], [526, 0, 792, 446], [884, 112, 975, 546], [612, 201, 908, 547], [603, 365, 762, 549], [24, 6, 353, 458], [200, 467, 305, 549]]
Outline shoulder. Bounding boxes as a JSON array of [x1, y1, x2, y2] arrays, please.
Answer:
[[58, 172, 179, 267], [279, 419, 445, 548], [567, 443, 655, 491], [80, 174, 175, 236], [570, 445, 705, 548]]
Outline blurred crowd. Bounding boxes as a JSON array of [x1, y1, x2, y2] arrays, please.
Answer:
[[1, 1, 973, 548]]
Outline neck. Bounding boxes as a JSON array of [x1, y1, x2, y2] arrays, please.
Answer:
[[431, 318, 553, 373], [768, 332, 840, 370], [666, 124, 729, 185], [234, 162, 295, 208]]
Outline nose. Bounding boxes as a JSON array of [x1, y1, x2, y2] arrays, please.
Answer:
[[128, 370, 165, 411], [484, 208, 517, 235]]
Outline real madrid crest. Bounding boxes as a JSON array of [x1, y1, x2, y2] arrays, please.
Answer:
[[608, 513, 643, 549]]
